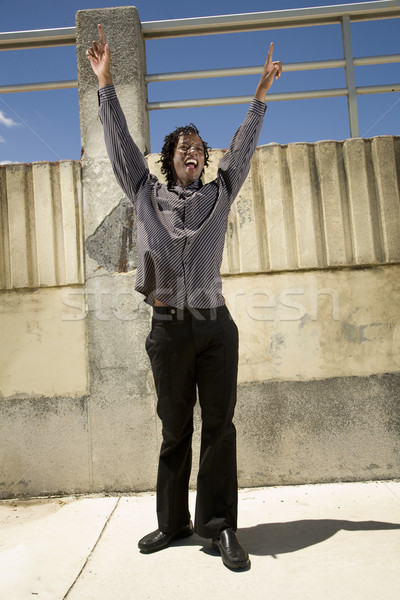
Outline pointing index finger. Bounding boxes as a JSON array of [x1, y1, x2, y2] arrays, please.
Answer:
[[98, 24, 106, 45], [266, 41, 274, 63]]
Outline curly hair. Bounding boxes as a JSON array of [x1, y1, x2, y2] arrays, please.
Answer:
[[159, 123, 210, 185]]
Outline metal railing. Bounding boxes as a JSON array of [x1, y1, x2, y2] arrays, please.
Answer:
[[1, 1, 399, 136]]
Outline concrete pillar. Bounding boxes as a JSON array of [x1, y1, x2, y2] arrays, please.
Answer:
[[75, 5, 150, 153], [75, 6, 150, 239], [75, 7, 158, 493]]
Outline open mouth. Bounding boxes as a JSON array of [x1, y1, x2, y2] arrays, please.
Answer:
[[185, 158, 198, 170]]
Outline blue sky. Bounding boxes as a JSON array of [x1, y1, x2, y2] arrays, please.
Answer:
[[1, 0, 399, 163]]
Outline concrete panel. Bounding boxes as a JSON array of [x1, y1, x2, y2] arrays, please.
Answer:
[[372, 137, 400, 262], [32, 163, 58, 286], [235, 373, 400, 487], [0, 162, 83, 290], [59, 161, 85, 284], [0, 287, 88, 398], [343, 138, 379, 264], [288, 144, 320, 268], [223, 265, 400, 384], [235, 162, 264, 273], [0, 167, 10, 289], [259, 145, 291, 271], [315, 141, 349, 266], [5, 165, 34, 288], [0, 396, 90, 498]]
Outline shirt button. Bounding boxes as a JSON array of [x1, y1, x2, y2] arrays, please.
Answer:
[[171, 309, 176, 314]]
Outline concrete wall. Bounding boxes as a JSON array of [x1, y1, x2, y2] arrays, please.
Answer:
[[0, 6, 399, 498], [0, 161, 87, 399], [0, 161, 84, 290]]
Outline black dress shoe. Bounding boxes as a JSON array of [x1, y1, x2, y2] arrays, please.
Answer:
[[212, 528, 250, 570], [138, 521, 193, 553]]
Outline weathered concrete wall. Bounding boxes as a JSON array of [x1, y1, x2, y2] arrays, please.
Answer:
[[0, 161, 84, 289], [0, 161, 87, 399], [0, 5, 399, 498], [0, 287, 88, 398], [2, 137, 399, 496], [223, 266, 400, 383], [235, 372, 400, 487]]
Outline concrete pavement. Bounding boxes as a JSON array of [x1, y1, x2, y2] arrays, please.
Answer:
[[1, 481, 400, 600]]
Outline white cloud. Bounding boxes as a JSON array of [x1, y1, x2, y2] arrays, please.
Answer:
[[0, 135, 5, 143], [0, 110, 19, 128], [0, 161, 15, 165]]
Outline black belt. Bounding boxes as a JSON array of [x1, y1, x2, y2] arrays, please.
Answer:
[[152, 304, 228, 321]]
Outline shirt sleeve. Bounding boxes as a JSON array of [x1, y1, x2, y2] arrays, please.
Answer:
[[217, 98, 267, 204], [98, 84, 150, 202]]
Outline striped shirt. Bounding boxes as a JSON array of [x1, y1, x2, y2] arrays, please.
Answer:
[[98, 84, 266, 309]]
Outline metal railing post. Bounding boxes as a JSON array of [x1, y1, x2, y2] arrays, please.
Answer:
[[341, 15, 359, 137]]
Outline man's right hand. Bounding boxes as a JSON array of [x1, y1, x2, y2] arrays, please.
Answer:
[[86, 24, 113, 88]]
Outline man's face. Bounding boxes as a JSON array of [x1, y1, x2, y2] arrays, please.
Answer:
[[172, 133, 205, 187]]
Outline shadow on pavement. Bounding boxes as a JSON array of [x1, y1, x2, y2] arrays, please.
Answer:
[[167, 519, 400, 558], [237, 519, 400, 556]]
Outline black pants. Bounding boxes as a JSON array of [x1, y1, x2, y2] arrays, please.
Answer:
[[145, 304, 239, 539]]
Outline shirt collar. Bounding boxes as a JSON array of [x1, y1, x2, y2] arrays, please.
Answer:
[[168, 179, 203, 193]]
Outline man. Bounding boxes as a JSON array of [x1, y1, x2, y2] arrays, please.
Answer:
[[86, 24, 281, 570]]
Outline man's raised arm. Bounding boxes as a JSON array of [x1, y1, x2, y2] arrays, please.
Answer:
[[85, 24, 150, 201], [216, 42, 282, 201]]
